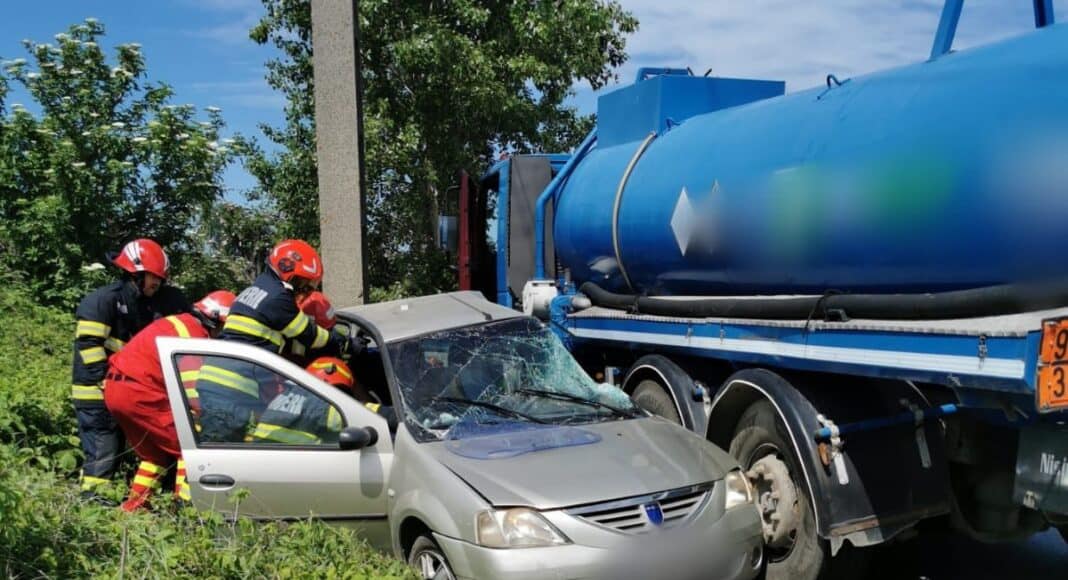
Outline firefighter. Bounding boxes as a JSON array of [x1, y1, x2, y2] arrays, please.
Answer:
[[286, 290, 341, 365], [103, 290, 236, 511], [196, 240, 352, 443], [253, 357, 395, 443], [72, 238, 191, 500], [298, 290, 336, 331], [252, 357, 352, 444]]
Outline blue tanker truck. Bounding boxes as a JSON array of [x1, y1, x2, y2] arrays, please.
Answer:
[[444, 2, 1068, 578]]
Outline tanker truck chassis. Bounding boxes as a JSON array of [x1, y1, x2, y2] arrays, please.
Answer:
[[447, 2, 1068, 578]]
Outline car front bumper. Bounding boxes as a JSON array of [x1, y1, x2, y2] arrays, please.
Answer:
[[435, 501, 763, 580]]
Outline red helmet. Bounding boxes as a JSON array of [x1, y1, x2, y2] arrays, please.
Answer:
[[307, 357, 354, 390], [194, 290, 236, 328], [297, 291, 336, 330], [268, 239, 323, 286], [113, 238, 170, 279]]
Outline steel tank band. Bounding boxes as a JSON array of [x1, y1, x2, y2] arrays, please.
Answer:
[[611, 131, 657, 292]]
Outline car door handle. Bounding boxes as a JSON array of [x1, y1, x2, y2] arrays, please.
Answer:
[[200, 474, 235, 488]]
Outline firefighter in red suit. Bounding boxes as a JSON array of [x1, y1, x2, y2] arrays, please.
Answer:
[[103, 290, 236, 511]]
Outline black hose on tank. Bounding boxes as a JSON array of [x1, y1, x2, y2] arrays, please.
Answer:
[[579, 280, 1068, 321]]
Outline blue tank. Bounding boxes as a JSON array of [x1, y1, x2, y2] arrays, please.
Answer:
[[552, 24, 1068, 296]]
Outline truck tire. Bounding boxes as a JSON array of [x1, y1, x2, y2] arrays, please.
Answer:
[[631, 379, 683, 425], [408, 534, 456, 580], [624, 355, 695, 428], [729, 400, 866, 580]]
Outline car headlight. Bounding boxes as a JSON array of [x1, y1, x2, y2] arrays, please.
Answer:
[[724, 469, 755, 511], [475, 508, 570, 548]]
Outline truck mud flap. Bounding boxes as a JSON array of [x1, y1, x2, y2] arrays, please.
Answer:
[[1014, 424, 1068, 515]]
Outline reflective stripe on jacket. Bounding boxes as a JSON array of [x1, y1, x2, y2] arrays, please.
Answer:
[[252, 389, 343, 445], [196, 363, 261, 399], [71, 281, 190, 405], [222, 270, 340, 357]]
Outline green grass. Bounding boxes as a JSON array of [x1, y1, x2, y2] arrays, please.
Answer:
[[0, 286, 416, 579]]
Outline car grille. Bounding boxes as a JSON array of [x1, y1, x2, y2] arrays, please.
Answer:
[[565, 483, 714, 534]]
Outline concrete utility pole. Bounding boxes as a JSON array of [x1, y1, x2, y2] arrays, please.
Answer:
[[311, 0, 367, 306]]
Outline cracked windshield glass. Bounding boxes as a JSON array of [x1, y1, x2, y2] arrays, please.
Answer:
[[388, 318, 638, 439]]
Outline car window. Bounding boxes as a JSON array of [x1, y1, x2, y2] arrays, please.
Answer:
[[387, 318, 638, 440], [183, 354, 345, 447]]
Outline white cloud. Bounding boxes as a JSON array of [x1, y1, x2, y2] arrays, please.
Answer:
[[574, 0, 1040, 111], [182, 0, 262, 13], [182, 0, 262, 46], [188, 17, 257, 46], [189, 79, 285, 110]]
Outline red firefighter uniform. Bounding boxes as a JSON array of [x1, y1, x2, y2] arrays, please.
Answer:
[[103, 291, 234, 511], [178, 355, 205, 416]]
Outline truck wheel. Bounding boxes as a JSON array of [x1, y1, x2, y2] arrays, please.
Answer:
[[624, 355, 693, 427], [729, 400, 866, 580], [409, 534, 456, 580], [631, 379, 683, 425]]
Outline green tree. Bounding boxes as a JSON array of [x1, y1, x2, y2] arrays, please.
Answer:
[[0, 19, 243, 306], [246, 0, 637, 297], [178, 201, 278, 300]]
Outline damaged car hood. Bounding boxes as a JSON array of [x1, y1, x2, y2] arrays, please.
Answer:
[[424, 417, 736, 510]]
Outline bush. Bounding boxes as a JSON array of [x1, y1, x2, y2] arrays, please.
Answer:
[[0, 284, 415, 579], [0, 455, 414, 578], [0, 284, 80, 472], [0, 20, 246, 309]]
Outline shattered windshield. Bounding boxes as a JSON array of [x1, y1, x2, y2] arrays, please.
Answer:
[[388, 318, 639, 441]]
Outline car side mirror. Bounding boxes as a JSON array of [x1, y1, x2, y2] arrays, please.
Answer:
[[339, 425, 379, 450]]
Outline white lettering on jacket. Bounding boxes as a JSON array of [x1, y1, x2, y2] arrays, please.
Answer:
[[269, 391, 306, 416], [236, 286, 269, 310]]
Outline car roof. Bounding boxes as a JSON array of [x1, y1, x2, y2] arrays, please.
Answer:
[[337, 291, 526, 343]]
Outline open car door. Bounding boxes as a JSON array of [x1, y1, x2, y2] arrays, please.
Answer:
[[156, 337, 393, 547]]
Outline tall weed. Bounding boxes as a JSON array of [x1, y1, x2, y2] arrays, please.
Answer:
[[0, 287, 415, 579]]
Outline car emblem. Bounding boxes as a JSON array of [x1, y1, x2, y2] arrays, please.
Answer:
[[642, 502, 664, 526]]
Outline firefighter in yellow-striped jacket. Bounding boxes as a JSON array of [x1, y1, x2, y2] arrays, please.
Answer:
[[196, 240, 351, 443], [252, 357, 351, 444], [72, 239, 190, 501], [253, 357, 397, 445]]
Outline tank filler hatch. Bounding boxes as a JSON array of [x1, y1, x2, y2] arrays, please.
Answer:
[[596, 72, 785, 148]]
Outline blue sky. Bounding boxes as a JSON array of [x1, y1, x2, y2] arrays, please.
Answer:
[[1, 1, 1058, 195]]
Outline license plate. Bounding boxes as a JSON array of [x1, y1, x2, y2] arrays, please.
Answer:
[[1036, 318, 1068, 412], [1014, 425, 1068, 514]]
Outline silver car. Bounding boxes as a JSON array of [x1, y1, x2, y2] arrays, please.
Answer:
[[158, 291, 763, 580]]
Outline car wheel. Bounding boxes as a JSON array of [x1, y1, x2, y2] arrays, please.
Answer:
[[631, 379, 682, 424], [409, 534, 456, 580], [729, 400, 867, 580]]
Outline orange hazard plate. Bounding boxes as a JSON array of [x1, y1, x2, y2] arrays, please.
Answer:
[[1037, 366, 1068, 412], [1038, 318, 1068, 412]]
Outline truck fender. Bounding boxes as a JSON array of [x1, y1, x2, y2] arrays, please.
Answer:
[[705, 369, 829, 539], [622, 354, 706, 433], [707, 368, 951, 549]]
